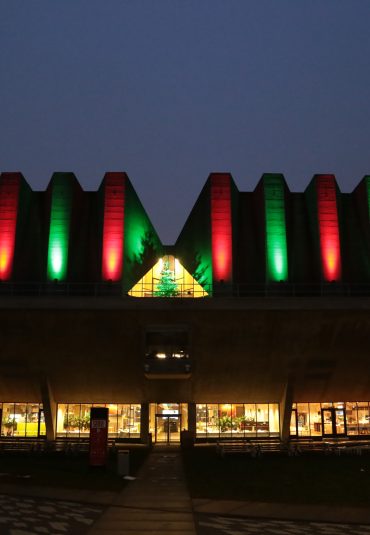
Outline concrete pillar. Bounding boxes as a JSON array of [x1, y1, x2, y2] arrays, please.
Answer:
[[187, 402, 196, 441], [140, 402, 150, 444], [280, 382, 294, 442], [40, 377, 56, 441]]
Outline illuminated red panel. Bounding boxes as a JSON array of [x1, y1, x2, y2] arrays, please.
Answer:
[[211, 174, 233, 282], [101, 174, 125, 281], [316, 175, 342, 281], [0, 174, 20, 280]]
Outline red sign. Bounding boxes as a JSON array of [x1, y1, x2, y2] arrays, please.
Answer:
[[89, 407, 108, 466]]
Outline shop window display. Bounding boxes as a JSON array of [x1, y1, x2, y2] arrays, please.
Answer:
[[0, 403, 45, 437], [291, 401, 370, 438], [56, 403, 141, 438], [195, 403, 280, 438]]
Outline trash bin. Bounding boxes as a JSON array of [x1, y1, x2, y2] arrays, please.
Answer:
[[117, 450, 130, 476]]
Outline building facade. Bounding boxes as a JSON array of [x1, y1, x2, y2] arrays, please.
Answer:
[[0, 171, 369, 443]]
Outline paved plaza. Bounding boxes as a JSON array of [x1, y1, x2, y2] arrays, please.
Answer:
[[195, 514, 370, 535], [0, 493, 103, 534], [2, 450, 370, 534]]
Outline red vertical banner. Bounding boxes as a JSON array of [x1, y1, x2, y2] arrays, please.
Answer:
[[0, 173, 20, 281], [211, 174, 233, 283], [316, 175, 342, 281], [89, 407, 108, 467], [101, 173, 125, 281]]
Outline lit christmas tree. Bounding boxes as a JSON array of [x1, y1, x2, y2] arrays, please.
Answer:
[[154, 259, 179, 297]]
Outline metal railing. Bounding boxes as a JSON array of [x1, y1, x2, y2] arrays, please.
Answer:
[[0, 281, 369, 298]]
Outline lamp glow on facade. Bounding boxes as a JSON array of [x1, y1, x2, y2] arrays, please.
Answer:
[[47, 177, 72, 281], [211, 174, 233, 283], [264, 175, 288, 281], [0, 174, 20, 280], [102, 174, 125, 281], [316, 175, 342, 281]]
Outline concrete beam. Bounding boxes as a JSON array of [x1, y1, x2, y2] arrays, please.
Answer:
[[140, 402, 150, 444], [280, 382, 294, 441], [40, 377, 56, 441]]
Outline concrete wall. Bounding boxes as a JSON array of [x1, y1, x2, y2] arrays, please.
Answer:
[[0, 297, 369, 406]]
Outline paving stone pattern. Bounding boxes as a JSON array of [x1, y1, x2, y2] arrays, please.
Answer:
[[0, 493, 103, 534], [195, 514, 370, 535]]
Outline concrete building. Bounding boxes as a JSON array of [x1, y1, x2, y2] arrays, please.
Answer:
[[0, 171, 369, 443]]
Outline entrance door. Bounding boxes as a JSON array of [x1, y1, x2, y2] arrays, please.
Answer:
[[38, 409, 46, 437], [321, 408, 347, 437], [155, 415, 181, 443]]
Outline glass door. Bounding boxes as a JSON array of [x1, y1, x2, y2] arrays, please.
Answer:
[[322, 409, 334, 436], [155, 415, 181, 443], [321, 408, 346, 437], [334, 408, 346, 435]]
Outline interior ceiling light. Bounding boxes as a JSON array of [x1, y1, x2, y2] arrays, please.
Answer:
[[156, 353, 167, 359]]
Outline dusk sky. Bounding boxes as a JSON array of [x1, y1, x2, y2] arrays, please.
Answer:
[[1, 1, 370, 243]]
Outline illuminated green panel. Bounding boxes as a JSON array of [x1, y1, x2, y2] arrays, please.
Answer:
[[264, 175, 288, 281], [366, 176, 370, 219], [174, 180, 212, 294], [123, 180, 163, 293], [47, 176, 72, 280]]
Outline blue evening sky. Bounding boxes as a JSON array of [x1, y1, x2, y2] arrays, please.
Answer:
[[1, 1, 370, 243]]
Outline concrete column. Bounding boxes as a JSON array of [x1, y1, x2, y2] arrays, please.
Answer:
[[40, 377, 56, 441], [140, 402, 150, 444], [187, 402, 196, 440], [280, 382, 294, 442]]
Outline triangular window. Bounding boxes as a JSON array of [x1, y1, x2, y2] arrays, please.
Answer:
[[128, 255, 208, 298]]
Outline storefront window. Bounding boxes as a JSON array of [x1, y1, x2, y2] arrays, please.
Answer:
[[232, 404, 245, 436], [296, 403, 310, 436], [195, 404, 207, 437], [207, 404, 219, 435], [56, 403, 141, 438], [268, 404, 280, 434], [244, 404, 257, 435], [219, 404, 232, 437], [291, 401, 370, 438], [357, 402, 370, 435], [309, 403, 321, 436], [195, 403, 280, 438], [108, 404, 118, 435], [346, 402, 358, 435], [26, 404, 42, 436], [0, 403, 44, 437], [256, 404, 269, 435]]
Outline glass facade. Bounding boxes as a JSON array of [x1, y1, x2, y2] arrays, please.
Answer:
[[196, 403, 280, 438], [0, 403, 45, 437], [290, 402, 370, 437], [56, 403, 141, 438], [3, 400, 370, 441]]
